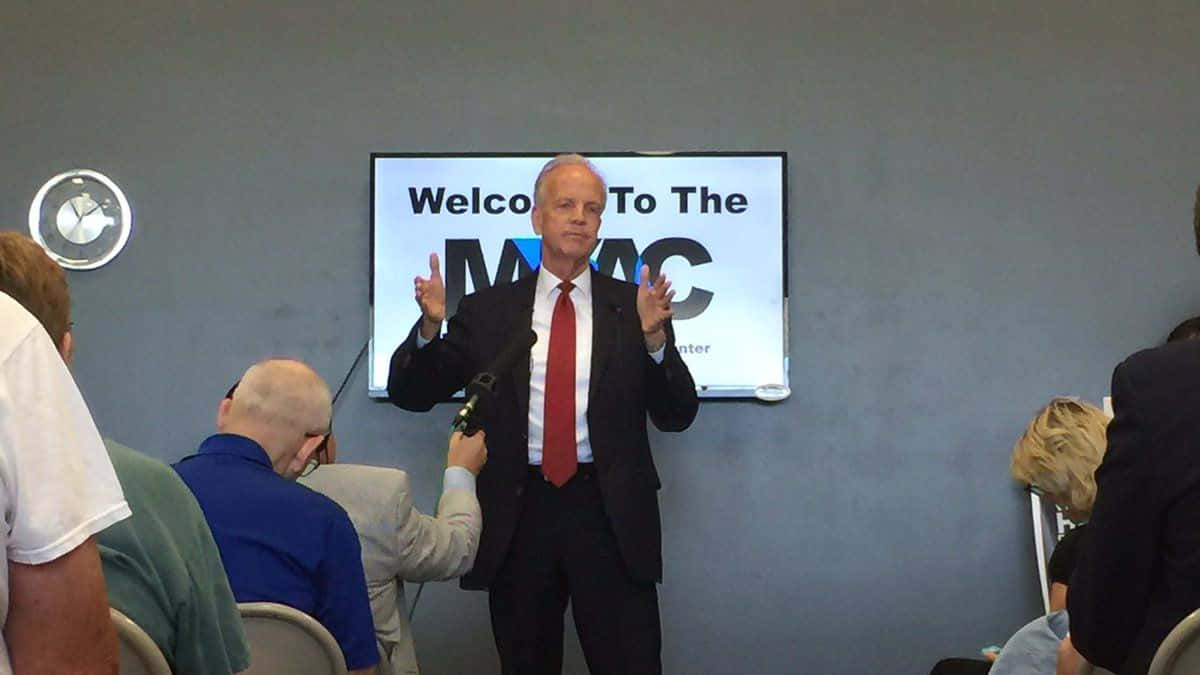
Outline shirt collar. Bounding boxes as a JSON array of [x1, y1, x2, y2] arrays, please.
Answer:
[[537, 265, 592, 303], [196, 433, 273, 469]]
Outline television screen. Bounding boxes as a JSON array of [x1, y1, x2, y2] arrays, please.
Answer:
[[370, 152, 788, 399]]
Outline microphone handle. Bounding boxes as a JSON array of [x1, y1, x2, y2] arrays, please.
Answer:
[[460, 416, 484, 437], [452, 393, 480, 433]]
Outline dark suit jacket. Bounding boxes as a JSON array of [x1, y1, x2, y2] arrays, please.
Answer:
[[1069, 340, 1200, 675], [387, 270, 699, 589]]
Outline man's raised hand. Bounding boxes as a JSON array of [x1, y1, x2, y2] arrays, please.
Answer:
[[636, 264, 675, 352], [415, 252, 446, 340]]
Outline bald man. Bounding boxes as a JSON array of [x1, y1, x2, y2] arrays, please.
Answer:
[[175, 360, 379, 675]]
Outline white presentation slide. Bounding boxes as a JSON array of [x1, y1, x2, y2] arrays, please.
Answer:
[[370, 153, 788, 398]]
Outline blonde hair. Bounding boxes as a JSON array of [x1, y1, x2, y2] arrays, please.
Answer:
[[1011, 397, 1109, 519]]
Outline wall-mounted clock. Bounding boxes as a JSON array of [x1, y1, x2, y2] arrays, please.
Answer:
[[28, 169, 132, 270]]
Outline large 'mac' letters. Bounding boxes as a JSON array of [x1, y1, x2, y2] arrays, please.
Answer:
[[444, 238, 713, 321]]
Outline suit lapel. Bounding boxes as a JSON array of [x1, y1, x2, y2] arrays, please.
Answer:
[[511, 273, 538, 425], [589, 270, 621, 401]]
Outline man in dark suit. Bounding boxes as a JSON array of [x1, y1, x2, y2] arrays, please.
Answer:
[[388, 154, 698, 675], [1067, 338, 1200, 668], [1065, 192, 1200, 675]]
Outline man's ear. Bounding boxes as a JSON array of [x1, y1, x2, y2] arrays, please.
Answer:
[[216, 397, 233, 431], [286, 434, 324, 477], [58, 330, 73, 367]]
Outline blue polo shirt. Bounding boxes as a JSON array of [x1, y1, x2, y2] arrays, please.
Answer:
[[174, 434, 379, 671]]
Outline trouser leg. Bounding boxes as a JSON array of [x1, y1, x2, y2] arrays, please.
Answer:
[[489, 478, 568, 675], [563, 474, 662, 675]]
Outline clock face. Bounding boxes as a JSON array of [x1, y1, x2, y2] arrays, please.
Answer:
[[28, 169, 132, 270]]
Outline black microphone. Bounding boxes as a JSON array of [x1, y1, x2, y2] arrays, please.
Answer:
[[452, 329, 538, 435]]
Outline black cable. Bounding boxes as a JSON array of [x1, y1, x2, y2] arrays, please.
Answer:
[[331, 340, 369, 407], [408, 579, 426, 622]]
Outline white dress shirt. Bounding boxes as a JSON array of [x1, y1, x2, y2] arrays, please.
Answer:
[[527, 266, 594, 465]]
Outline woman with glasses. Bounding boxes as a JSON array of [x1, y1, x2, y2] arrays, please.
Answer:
[[931, 397, 1109, 675]]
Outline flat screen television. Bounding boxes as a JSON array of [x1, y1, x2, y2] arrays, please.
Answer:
[[370, 152, 788, 399]]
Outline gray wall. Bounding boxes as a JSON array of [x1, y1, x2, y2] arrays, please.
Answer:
[[4, 1, 1200, 672]]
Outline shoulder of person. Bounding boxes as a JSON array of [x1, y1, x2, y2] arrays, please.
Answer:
[[1112, 342, 1200, 407], [304, 464, 410, 495], [104, 438, 198, 498], [1120, 340, 1200, 376], [103, 439, 172, 478], [300, 464, 412, 523], [292, 478, 358, 521]]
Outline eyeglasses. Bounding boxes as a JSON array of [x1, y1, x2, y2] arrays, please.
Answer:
[[301, 423, 333, 477]]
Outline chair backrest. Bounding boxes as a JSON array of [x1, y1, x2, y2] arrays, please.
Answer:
[[1030, 490, 1087, 614], [238, 602, 348, 675], [1149, 608, 1200, 675], [1030, 490, 1057, 613], [110, 607, 171, 675]]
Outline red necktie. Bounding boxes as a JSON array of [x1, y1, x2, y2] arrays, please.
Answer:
[[542, 281, 577, 486]]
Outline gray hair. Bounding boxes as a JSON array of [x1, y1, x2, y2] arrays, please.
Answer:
[[533, 153, 606, 208], [229, 359, 332, 435]]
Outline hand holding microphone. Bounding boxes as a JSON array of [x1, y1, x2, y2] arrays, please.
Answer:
[[452, 329, 538, 435], [448, 430, 487, 475]]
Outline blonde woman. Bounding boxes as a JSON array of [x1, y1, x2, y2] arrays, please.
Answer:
[[1010, 397, 1108, 612], [931, 398, 1109, 675]]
